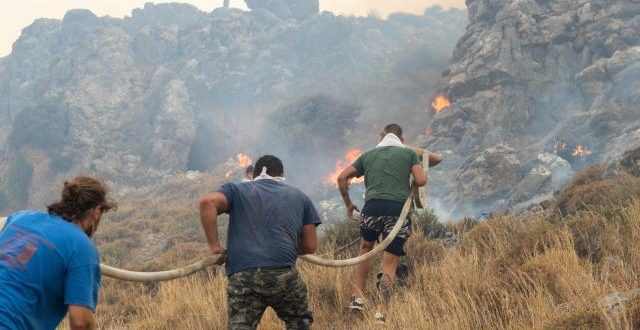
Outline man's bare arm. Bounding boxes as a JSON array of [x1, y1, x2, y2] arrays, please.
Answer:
[[410, 147, 443, 167], [337, 165, 361, 219], [68, 305, 96, 330], [199, 192, 229, 263], [427, 151, 443, 167], [411, 164, 428, 187], [298, 224, 318, 255]]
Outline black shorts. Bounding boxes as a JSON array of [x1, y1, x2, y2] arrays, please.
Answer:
[[360, 213, 412, 256]]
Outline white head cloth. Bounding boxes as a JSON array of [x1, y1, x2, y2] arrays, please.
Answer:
[[376, 133, 407, 148], [252, 166, 286, 182]]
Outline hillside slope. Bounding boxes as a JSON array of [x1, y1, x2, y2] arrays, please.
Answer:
[[87, 163, 640, 329], [422, 0, 640, 218], [0, 2, 467, 212]]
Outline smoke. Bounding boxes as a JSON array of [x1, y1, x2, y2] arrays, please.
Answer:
[[0, 3, 468, 215], [179, 5, 468, 190]]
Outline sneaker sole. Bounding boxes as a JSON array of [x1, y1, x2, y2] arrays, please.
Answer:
[[348, 305, 364, 311]]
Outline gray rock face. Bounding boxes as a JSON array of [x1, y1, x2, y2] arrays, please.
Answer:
[[453, 145, 521, 215], [423, 0, 640, 218], [0, 4, 467, 211], [244, 0, 319, 20]]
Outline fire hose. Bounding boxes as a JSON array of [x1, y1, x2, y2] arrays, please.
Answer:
[[0, 196, 409, 281], [0, 155, 429, 282]]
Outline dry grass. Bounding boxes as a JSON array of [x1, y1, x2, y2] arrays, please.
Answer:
[[79, 197, 640, 330], [57, 168, 640, 329], [554, 164, 640, 216]]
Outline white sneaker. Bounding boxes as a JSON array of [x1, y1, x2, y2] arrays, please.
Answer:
[[374, 312, 386, 324], [348, 296, 365, 311]]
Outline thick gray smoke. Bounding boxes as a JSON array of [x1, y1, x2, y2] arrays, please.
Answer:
[[0, 2, 467, 213]]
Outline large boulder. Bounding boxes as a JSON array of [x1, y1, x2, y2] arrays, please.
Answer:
[[450, 145, 522, 217]]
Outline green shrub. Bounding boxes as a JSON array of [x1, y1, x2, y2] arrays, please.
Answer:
[[0, 191, 7, 212], [413, 208, 445, 238], [49, 153, 75, 173], [319, 220, 360, 252], [9, 99, 70, 152], [268, 95, 360, 155], [1, 156, 33, 209]]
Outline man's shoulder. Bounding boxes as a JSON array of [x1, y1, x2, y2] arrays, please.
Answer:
[[272, 182, 307, 197], [275, 184, 313, 204], [66, 232, 99, 264], [365, 146, 415, 159]]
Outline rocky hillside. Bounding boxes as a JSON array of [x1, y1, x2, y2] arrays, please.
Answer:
[[423, 0, 640, 218], [0, 2, 467, 213]]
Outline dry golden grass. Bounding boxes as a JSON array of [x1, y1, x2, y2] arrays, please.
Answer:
[[80, 197, 640, 330], [56, 167, 640, 329], [554, 164, 640, 216]]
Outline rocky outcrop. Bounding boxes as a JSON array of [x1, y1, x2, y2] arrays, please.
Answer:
[[0, 4, 467, 211], [244, 0, 319, 20], [423, 0, 640, 218]]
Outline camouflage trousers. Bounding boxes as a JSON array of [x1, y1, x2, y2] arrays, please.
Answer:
[[227, 266, 313, 330]]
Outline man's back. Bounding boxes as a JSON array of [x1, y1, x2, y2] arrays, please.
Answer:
[[354, 146, 421, 203], [218, 180, 321, 275], [0, 211, 100, 330]]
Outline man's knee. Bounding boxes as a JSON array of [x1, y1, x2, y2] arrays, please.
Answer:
[[383, 236, 406, 256], [360, 239, 375, 251]]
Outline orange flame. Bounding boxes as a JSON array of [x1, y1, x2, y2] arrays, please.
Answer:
[[431, 94, 451, 113], [572, 145, 592, 157], [326, 149, 364, 186], [224, 153, 253, 179], [236, 153, 253, 168]]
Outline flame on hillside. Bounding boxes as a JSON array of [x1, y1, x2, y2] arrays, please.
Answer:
[[224, 153, 253, 179], [431, 94, 451, 113], [326, 149, 365, 186], [572, 144, 592, 158], [236, 153, 252, 168]]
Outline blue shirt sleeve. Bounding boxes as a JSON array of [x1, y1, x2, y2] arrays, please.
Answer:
[[64, 242, 100, 312], [303, 196, 322, 227], [217, 183, 235, 210]]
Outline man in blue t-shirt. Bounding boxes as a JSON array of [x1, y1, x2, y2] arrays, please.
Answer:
[[0, 176, 116, 330], [199, 155, 321, 330]]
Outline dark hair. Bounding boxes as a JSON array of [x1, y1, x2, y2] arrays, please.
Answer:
[[245, 165, 254, 174], [253, 155, 284, 178], [47, 176, 117, 222], [383, 123, 403, 138]]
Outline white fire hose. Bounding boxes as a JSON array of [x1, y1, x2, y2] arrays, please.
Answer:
[[0, 156, 429, 282]]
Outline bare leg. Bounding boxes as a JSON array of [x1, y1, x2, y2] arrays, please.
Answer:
[[354, 239, 375, 297], [377, 252, 400, 315], [380, 252, 399, 292]]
